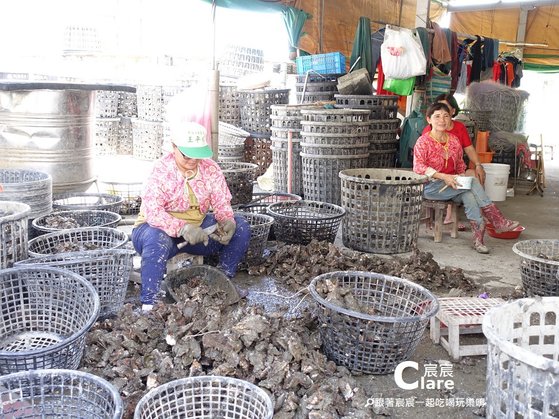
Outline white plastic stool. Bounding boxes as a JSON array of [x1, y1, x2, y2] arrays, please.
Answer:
[[430, 297, 505, 360]]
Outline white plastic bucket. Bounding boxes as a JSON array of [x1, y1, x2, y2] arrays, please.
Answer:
[[455, 176, 473, 189], [482, 163, 510, 201]]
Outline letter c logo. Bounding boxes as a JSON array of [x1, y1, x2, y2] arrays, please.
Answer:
[[394, 361, 419, 390]]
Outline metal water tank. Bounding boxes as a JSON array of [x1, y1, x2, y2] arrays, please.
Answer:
[[0, 82, 135, 194]]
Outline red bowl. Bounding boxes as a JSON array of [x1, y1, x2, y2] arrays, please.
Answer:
[[486, 223, 525, 239]]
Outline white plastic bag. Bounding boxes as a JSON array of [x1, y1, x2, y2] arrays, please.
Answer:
[[380, 26, 427, 79]]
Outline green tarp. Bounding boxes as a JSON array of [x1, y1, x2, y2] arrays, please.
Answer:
[[350, 16, 373, 75]]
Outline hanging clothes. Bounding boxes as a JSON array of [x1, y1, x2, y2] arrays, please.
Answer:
[[431, 22, 451, 65]]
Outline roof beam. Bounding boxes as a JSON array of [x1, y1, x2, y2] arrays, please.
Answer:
[[446, 0, 557, 12]]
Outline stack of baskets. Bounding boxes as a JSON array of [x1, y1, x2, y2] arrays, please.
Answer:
[[117, 91, 138, 155], [219, 162, 258, 206], [299, 108, 370, 205], [0, 202, 30, 269], [219, 84, 241, 126], [339, 169, 427, 254], [269, 104, 313, 195], [239, 89, 290, 177], [335, 95, 400, 168], [296, 73, 343, 104], [309, 271, 439, 374], [218, 122, 249, 162], [218, 45, 265, 78], [0, 169, 53, 238], [94, 90, 120, 156]]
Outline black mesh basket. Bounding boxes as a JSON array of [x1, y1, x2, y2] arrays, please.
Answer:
[[219, 162, 258, 206], [15, 249, 134, 319], [0, 369, 123, 418], [0, 201, 30, 269], [0, 266, 100, 374], [134, 376, 273, 419], [309, 271, 439, 374], [513, 240, 559, 296], [266, 200, 345, 245], [53, 192, 124, 213], [32, 210, 122, 235], [28, 227, 129, 257], [235, 211, 274, 266]]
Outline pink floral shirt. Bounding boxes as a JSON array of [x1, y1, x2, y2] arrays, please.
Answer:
[[140, 153, 233, 237], [413, 132, 466, 178]]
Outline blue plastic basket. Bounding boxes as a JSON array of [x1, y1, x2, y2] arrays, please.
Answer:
[[296, 52, 346, 75]]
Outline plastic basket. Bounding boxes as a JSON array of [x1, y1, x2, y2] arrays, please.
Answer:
[[131, 118, 164, 161], [136, 85, 163, 122], [0, 369, 123, 418], [512, 240, 559, 296], [300, 108, 370, 123], [339, 169, 427, 254], [266, 200, 345, 245], [53, 192, 124, 213], [238, 89, 290, 136], [219, 85, 241, 125], [95, 117, 121, 156], [32, 210, 122, 235], [0, 202, 30, 269], [309, 271, 439, 374], [270, 143, 303, 196], [301, 121, 370, 136], [118, 91, 137, 117], [118, 117, 134, 154], [235, 211, 274, 266], [296, 91, 337, 104], [95, 90, 119, 118], [15, 248, 134, 319], [218, 121, 249, 145], [368, 149, 398, 168], [483, 297, 559, 418], [100, 181, 143, 215], [0, 169, 53, 219], [334, 94, 399, 119], [219, 162, 258, 206], [0, 266, 100, 373], [244, 137, 272, 177], [301, 153, 369, 205], [134, 375, 273, 419], [296, 52, 346, 74], [28, 227, 129, 257]]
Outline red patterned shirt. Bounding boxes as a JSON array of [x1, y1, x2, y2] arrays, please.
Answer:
[[139, 153, 233, 237], [413, 132, 466, 177]]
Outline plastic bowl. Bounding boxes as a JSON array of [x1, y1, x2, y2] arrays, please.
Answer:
[[486, 223, 525, 239], [455, 176, 473, 190]]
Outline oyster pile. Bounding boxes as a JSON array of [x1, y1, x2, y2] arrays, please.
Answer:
[[249, 240, 475, 293], [42, 215, 80, 229], [81, 240, 477, 418]]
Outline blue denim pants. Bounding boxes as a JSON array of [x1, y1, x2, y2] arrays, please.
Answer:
[[131, 214, 250, 305], [424, 178, 492, 224]]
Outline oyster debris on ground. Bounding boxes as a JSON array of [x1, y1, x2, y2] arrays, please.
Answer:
[[80, 240, 478, 418]]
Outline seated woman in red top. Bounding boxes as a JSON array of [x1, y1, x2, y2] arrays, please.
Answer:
[[422, 94, 486, 227], [414, 103, 518, 254]]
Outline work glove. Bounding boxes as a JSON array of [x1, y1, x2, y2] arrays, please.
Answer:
[[214, 218, 236, 245], [179, 223, 209, 246]]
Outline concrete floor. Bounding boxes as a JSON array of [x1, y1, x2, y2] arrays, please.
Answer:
[[411, 157, 558, 295]]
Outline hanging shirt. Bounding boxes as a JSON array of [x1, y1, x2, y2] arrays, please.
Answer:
[[135, 153, 234, 237]]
